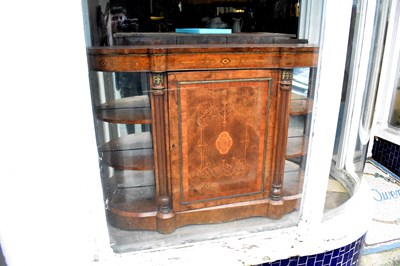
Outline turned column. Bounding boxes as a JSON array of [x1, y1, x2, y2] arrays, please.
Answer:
[[149, 48, 176, 233], [150, 72, 176, 233], [271, 69, 293, 201]]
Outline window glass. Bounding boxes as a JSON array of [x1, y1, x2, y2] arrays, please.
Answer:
[[388, 62, 400, 128], [328, 0, 389, 212], [84, 0, 324, 253], [89, 0, 300, 46]]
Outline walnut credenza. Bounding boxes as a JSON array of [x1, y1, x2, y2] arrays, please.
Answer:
[[87, 43, 318, 233]]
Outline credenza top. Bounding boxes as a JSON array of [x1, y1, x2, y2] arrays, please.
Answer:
[[88, 43, 318, 55], [87, 44, 319, 72]]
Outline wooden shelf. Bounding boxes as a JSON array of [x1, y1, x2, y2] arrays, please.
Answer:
[[282, 161, 304, 198], [101, 133, 154, 170], [102, 149, 154, 170], [286, 136, 308, 159], [108, 170, 155, 189], [101, 132, 153, 151], [96, 96, 152, 124], [285, 94, 311, 197], [107, 186, 157, 214], [99, 95, 150, 109], [282, 169, 304, 198], [290, 95, 313, 116], [284, 160, 300, 172], [106, 186, 158, 231], [283, 94, 311, 198]]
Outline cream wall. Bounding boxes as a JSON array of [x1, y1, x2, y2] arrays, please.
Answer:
[[0, 1, 104, 265]]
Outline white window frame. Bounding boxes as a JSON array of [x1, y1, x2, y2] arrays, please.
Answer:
[[333, 0, 385, 176], [370, 0, 400, 148]]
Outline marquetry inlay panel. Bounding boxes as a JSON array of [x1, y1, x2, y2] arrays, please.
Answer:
[[168, 71, 276, 210]]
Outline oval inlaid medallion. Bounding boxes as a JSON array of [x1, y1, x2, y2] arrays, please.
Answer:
[[215, 131, 233, 154], [220, 58, 231, 64]]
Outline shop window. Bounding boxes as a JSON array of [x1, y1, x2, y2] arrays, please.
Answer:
[[83, 0, 331, 253]]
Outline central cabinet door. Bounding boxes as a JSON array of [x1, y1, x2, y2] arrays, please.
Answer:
[[168, 70, 279, 211]]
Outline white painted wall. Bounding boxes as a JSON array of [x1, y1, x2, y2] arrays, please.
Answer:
[[0, 1, 106, 265]]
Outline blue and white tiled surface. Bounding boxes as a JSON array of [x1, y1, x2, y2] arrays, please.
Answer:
[[257, 235, 365, 266], [372, 137, 400, 178]]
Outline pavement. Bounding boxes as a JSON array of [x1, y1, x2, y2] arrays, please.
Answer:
[[359, 160, 400, 265], [360, 247, 400, 265]]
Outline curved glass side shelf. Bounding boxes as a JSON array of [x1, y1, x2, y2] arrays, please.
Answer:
[[89, 71, 155, 229]]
